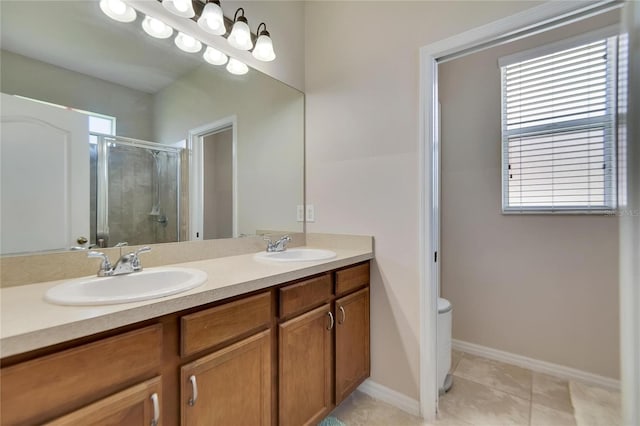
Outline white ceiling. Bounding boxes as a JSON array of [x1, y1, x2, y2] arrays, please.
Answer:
[[0, 1, 205, 94]]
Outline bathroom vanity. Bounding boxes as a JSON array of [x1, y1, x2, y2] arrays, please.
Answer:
[[0, 247, 371, 426]]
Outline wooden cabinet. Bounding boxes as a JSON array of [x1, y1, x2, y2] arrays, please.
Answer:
[[277, 263, 370, 425], [279, 304, 333, 426], [335, 287, 370, 404], [1, 261, 370, 426], [47, 377, 162, 426], [180, 330, 271, 426], [0, 325, 162, 425]]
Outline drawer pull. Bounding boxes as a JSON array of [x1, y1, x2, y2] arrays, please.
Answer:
[[188, 375, 198, 406], [338, 306, 346, 324], [327, 311, 334, 330], [150, 392, 159, 426]]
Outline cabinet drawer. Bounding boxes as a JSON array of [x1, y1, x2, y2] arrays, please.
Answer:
[[336, 263, 370, 296], [46, 376, 162, 425], [0, 324, 162, 426], [181, 291, 271, 357], [279, 274, 332, 318]]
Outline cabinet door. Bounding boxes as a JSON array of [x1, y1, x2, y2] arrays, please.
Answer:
[[46, 377, 161, 426], [279, 304, 333, 426], [181, 330, 271, 426], [335, 287, 370, 404]]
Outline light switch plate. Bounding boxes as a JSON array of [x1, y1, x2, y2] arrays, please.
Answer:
[[296, 205, 304, 222], [306, 204, 315, 222]]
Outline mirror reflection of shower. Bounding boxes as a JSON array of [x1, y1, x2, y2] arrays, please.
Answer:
[[149, 150, 168, 227], [90, 134, 182, 247]]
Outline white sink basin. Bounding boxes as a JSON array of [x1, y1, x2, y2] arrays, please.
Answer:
[[254, 248, 337, 262], [45, 267, 208, 306]]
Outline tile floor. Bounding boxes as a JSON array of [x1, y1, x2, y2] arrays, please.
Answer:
[[328, 350, 621, 426]]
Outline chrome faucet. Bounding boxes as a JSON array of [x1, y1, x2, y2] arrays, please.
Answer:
[[264, 235, 291, 253], [88, 246, 151, 276]]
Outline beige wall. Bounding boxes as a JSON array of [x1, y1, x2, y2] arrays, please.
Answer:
[[305, 0, 548, 400], [439, 12, 620, 379], [0, 50, 154, 140]]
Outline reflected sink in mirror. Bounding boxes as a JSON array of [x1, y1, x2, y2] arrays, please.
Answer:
[[254, 248, 337, 263], [44, 267, 207, 306]]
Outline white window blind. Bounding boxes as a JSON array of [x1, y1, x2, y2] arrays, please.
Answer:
[[501, 37, 617, 213]]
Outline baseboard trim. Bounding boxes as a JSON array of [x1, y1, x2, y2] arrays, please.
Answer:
[[357, 379, 421, 417], [452, 339, 620, 390]]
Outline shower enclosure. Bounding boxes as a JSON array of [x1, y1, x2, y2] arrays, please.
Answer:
[[89, 134, 181, 247]]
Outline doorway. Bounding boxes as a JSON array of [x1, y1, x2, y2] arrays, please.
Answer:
[[418, 0, 629, 421], [188, 116, 238, 240]]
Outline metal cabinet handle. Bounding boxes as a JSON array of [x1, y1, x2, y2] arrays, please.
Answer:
[[327, 311, 334, 330], [188, 375, 198, 406], [338, 306, 346, 324], [150, 393, 159, 426]]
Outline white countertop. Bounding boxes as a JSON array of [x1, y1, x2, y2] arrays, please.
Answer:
[[0, 246, 373, 358]]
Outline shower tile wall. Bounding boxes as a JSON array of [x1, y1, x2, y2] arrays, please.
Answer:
[[106, 144, 178, 247]]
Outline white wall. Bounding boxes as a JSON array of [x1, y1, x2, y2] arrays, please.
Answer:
[[439, 11, 620, 379], [304, 0, 549, 400]]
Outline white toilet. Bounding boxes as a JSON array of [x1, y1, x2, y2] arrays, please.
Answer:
[[437, 297, 453, 393]]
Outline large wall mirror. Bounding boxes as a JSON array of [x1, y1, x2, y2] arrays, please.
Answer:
[[0, 1, 304, 255]]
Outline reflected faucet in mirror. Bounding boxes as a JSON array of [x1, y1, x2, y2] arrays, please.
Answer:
[[264, 235, 291, 253]]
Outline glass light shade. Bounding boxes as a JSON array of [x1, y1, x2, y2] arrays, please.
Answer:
[[226, 58, 249, 75], [175, 32, 202, 53], [252, 34, 276, 61], [142, 16, 173, 39], [203, 46, 228, 66], [197, 2, 226, 36], [227, 19, 253, 51], [162, 0, 195, 18], [99, 0, 136, 23]]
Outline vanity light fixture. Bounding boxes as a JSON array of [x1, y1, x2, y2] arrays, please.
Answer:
[[142, 15, 174, 39], [226, 58, 248, 75], [99, 0, 136, 23], [175, 32, 202, 53], [252, 22, 276, 62], [227, 8, 253, 51], [197, 0, 226, 36], [203, 46, 228, 65], [162, 0, 195, 18]]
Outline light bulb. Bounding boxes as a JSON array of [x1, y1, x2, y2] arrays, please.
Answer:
[[197, 2, 225, 36], [173, 0, 189, 12], [203, 46, 228, 66], [175, 32, 202, 53], [226, 58, 249, 75], [142, 15, 173, 39], [108, 0, 126, 15], [252, 34, 276, 62], [162, 0, 195, 18], [228, 16, 253, 51], [99, 0, 136, 23]]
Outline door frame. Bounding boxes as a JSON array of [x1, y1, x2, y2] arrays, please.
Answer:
[[417, 0, 624, 420], [188, 116, 238, 240]]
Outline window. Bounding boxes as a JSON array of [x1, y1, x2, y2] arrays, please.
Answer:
[[500, 34, 618, 213]]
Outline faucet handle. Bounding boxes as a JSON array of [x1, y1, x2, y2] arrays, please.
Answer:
[[130, 246, 151, 271], [88, 251, 112, 276], [135, 246, 151, 256]]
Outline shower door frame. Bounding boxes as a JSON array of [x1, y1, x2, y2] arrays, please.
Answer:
[[94, 133, 182, 246]]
